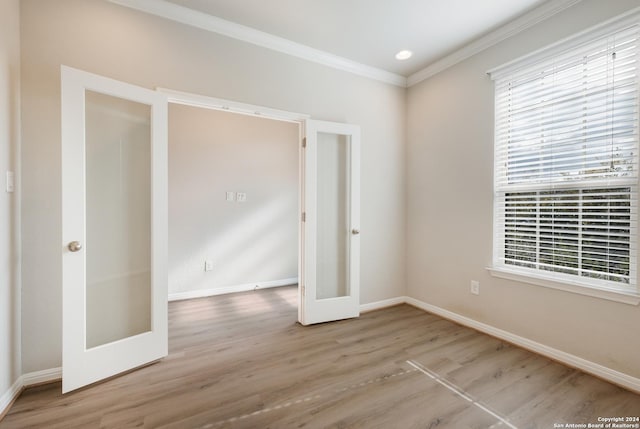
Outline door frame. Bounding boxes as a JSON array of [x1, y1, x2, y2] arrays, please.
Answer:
[[156, 87, 360, 325], [157, 88, 311, 323]]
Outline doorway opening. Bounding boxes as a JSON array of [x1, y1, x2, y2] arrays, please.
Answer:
[[165, 90, 304, 315]]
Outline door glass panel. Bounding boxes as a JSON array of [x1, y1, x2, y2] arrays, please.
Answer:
[[316, 132, 350, 300], [85, 90, 152, 349]]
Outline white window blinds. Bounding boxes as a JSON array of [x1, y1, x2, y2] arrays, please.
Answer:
[[493, 24, 639, 291]]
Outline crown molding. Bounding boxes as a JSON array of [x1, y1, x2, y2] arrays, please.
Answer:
[[108, 0, 585, 88], [407, 0, 583, 87], [108, 0, 407, 88], [487, 6, 640, 81]]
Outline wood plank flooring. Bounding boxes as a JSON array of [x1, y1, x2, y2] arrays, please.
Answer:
[[2, 286, 639, 428]]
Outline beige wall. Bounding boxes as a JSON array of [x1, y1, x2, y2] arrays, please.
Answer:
[[169, 104, 298, 293], [406, 0, 640, 379], [0, 0, 21, 399], [20, 0, 406, 372]]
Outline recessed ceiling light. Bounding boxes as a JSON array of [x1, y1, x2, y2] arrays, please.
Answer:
[[395, 50, 413, 60]]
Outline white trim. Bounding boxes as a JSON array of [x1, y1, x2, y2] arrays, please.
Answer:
[[21, 367, 62, 386], [405, 296, 640, 394], [407, 0, 582, 86], [487, 7, 640, 80], [359, 296, 405, 313], [488, 267, 640, 306], [0, 378, 22, 419], [108, 0, 407, 88], [159, 88, 310, 123], [107, 0, 586, 87], [1, 368, 62, 419], [168, 278, 299, 302]]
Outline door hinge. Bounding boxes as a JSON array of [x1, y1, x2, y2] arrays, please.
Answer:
[[301, 212, 306, 222], [302, 137, 307, 148]]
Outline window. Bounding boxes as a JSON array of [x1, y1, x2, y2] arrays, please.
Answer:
[[491, 20, 639, 297]]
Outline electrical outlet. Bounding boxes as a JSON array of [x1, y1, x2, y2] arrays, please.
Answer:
[[470, 280, 480, 295], [237, 192, 247, 202], [204, 260, 214, 271]]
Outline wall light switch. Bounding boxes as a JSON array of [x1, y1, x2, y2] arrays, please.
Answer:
[[226, 191, 235, 202], [204, 260, 213, 271], [6, 171, 14, 193], [237, 192, 247, 202]]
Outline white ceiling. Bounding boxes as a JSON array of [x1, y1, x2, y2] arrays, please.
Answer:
[[164, 0, 551, 76]]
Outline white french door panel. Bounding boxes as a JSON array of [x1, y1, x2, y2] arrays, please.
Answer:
[[300, 119, 360, 325], [61, 66, 168, 393]]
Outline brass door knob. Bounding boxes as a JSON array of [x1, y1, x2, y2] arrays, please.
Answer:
[[68, 241, 82, 252]]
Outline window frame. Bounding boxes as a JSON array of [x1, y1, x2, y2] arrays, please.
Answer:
[[488, 10, 640, 305]]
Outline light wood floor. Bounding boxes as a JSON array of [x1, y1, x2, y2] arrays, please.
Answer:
[[2, 286, 639, 428]]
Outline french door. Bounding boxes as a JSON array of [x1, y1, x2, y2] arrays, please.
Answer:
[[299, 120, 361, 325], [61, 66, 168, 393]]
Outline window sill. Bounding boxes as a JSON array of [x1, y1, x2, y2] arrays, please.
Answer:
[[487, 267, 640, 306]]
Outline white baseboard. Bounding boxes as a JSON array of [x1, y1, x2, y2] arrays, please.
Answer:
[[0, 367, 61, 419], [168, 278, 298, 302], [21, 367, 62, 387], [0, 378, 22, 419], [404, 296, 640, 394], [360, 296, 406, 313]]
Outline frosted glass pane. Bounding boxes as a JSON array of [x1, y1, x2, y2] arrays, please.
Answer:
[[85, 90, 152, 349], [316, 132, 350, 300]]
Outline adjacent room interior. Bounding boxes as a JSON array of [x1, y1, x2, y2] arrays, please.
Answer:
[[1, 0, 640, 427], [167, 103, 300, 302]]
